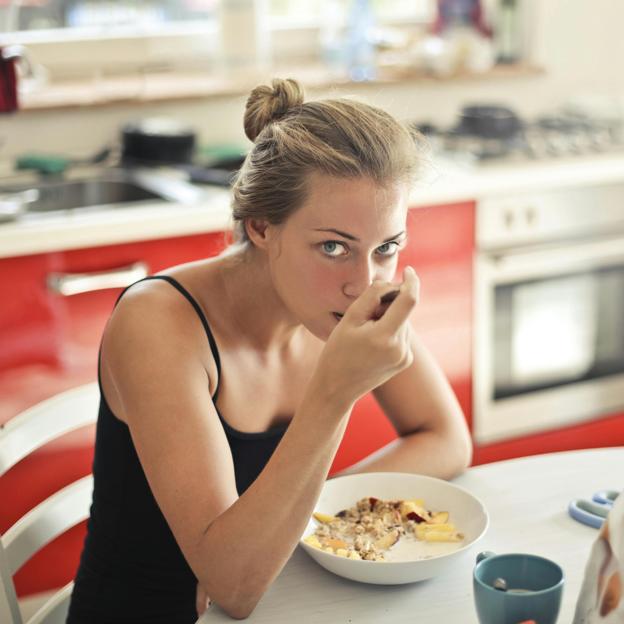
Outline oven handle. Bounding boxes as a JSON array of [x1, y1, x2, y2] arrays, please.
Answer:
[[480, 235, 624, 283], [47, 261, 149, 296]]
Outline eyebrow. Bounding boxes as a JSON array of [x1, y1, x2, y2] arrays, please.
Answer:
[[312, 228, 406, 243]]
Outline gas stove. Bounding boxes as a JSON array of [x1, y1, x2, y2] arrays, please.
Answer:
[[412, 109, 624, 165]]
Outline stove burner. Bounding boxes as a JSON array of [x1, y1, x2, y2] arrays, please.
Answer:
[[412, 110, 624, 163]]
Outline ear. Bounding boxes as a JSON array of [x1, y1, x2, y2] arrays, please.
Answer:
[[245, 218, 272, 250]]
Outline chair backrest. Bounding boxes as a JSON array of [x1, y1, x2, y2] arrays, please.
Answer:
[[0, 382, 99, 624]]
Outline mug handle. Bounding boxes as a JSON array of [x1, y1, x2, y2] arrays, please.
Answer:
[[476, 551, 496, 564]]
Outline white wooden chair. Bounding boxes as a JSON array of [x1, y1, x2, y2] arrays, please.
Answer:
[[0, 383, 99, 624]]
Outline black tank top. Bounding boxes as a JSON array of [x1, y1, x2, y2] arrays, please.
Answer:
[[67, 275, 289, 623]]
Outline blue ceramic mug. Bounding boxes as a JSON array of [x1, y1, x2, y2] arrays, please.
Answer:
[[473, 551, 565, 624]]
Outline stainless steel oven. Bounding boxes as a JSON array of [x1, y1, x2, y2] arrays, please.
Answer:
[[473, 182, 624, 444]]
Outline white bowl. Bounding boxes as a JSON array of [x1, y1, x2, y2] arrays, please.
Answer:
[[299, 472, 489, 585]]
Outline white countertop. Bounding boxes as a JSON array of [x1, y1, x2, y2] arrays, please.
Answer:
[[198, 447, 624, 624], [3, 152, 624, 259]]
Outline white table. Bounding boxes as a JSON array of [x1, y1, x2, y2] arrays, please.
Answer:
[[198, 447, 623, 623]]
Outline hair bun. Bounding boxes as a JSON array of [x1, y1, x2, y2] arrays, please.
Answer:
[[244, 78, 304, 142]]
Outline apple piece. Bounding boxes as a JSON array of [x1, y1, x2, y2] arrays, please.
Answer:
[[422, 531, 464, 542], [399, 500, 430, 521], [399, 500, 424, 517], [374, 530, 400, 551], [324, 537, 349, 551], [415, 523, 456, 537], [313, 512, 337, 524], [430, 511, 449, 524], [303, 535, 322, 549]]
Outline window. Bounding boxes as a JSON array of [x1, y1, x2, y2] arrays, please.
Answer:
[[4, 0, 434, 35], [3, 1, 218, 33]]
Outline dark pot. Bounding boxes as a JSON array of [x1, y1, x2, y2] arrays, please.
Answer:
[[458, 105, 522, 140], [121, 118, 197, 165]]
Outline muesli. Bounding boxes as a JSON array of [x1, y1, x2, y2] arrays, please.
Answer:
[[303, 496, 463, 561]]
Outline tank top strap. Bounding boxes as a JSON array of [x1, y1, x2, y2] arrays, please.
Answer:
[[115, 275, 222, 401]]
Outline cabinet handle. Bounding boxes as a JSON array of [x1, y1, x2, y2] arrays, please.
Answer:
[[47, 261, 149, 296]]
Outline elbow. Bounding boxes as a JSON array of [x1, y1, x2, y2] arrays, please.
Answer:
[[437, 421, 473, 480], [223, 605, 254, 620], [452, 427, 473, 477], [208, 579, 265, 620], [216, 595, 259, 620], [456, 443, 473, 476]]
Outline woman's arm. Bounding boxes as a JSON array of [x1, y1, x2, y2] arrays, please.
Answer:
[[102, 272, 418, 619], [335, 327, 472, 480]]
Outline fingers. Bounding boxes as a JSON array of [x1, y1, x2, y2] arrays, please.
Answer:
[[371, 289, 401, 321], [343, 280, 401, 324], [376, 266, 420, 333]]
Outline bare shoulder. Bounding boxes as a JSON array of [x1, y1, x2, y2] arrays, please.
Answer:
[[104, 279, 210, 364], [106, 278, 202, 339], [100, 277, 216, 422]]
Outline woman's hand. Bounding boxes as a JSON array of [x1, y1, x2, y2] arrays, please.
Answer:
[[314, 266, 420, 409]]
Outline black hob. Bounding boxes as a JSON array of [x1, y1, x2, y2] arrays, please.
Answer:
[[411, 110, 624, 163]]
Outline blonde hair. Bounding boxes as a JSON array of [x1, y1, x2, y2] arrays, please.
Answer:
[[231, 78, 422, 244]]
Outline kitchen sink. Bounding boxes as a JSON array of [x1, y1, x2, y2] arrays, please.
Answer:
[[24, 179, 162, 212], [0, 168, 207, 222]]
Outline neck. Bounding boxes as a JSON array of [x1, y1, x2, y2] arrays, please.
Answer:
[[216, 244, 304, 352]]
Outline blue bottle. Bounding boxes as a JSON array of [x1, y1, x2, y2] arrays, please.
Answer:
[[344, 0, 377, 82]]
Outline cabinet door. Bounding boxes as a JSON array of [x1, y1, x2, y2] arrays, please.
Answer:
[[330, 201, 476, 474], [0, 253, 61, 373], [0, 230, 228, 597], [472, 410, 624, 465], [0, 231, 228, 423]]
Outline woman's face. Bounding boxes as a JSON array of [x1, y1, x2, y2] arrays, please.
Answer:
[[264, 173, 409, 340]]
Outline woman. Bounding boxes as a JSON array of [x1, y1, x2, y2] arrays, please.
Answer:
[[68, 78, 472, 623]]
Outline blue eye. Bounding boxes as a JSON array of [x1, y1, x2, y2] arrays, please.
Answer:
[[376, 242, 400, 256], [321, 241, 348, 257]]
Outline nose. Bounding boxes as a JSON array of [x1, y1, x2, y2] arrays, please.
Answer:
[[342, 258, 380, 299]]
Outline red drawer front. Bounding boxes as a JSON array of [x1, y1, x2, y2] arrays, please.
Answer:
[[0, 253, 64, 371], [472, 410, 624, 465], [0, 231, 229, 424]]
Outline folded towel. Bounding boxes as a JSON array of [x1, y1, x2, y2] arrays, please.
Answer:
[[573, 491, 624, 623]]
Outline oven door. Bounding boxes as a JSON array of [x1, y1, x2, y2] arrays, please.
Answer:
[[473, 234, 624, 444]]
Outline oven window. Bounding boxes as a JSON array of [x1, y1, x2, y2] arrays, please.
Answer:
[[493, 266, 624, 399]]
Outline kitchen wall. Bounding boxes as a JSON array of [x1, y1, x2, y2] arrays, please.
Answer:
[[2, 0, 624, 164]]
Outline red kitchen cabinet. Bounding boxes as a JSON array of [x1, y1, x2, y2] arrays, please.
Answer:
[[330, 201, 476, 474], [0, 231, 230, 424], [0, 230, 229, 597], [472, 410, 624, 465]]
